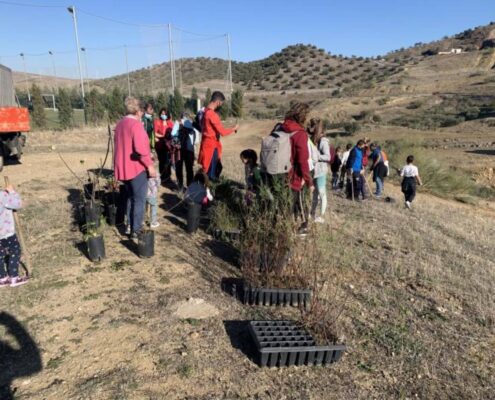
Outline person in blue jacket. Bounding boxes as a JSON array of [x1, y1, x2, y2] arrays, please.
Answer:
[[345, 139, 365, 200]]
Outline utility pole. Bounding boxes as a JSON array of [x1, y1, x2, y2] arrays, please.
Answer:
[[68, 5, 86, 120], [19, 53, 31, 102], [226, 33, 234, 94], [168, 23, 175, 91], [48, 51, 57, 93], [81, 47, 91, 92], [124, 45, 131, 96]]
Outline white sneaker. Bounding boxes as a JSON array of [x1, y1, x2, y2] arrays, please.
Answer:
[[314, 217, 325, 224], [150, 221, 160, 229], [125, 225, 131, 235], [405, 201, 411, 209]]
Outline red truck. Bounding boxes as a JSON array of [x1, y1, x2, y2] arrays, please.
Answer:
[[0, 63, 28, 171]]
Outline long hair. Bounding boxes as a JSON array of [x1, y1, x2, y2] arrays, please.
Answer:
[[309, 118, 325, 145], [285, 102, 310, 126]]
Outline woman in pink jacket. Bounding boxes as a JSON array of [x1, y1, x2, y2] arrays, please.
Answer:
[[114, 97, 157, 236]]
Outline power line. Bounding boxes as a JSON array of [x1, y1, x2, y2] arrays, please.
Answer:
[[77, 8, 165, 28], [0, 0, 63, 8]]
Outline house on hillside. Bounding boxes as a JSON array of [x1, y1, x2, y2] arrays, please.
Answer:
[[439, 48, 463, 55]]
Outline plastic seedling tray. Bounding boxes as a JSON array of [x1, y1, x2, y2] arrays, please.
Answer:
[[243, 282, 311, 307], [248, 320, 346, 367]]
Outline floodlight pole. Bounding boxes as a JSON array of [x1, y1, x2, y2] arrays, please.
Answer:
[[124, 45, 131, 96], [68, 5, 86, 121], [48, 51, 57, 93], [81, 47, 90, 92], [226, 33, 234, 94], [168, 23, 175, 91], [19, 53, 31, 101]]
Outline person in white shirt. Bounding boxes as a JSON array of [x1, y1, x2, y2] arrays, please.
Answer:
[[398, 155, 422, 209], [338, 143, 352, 189]]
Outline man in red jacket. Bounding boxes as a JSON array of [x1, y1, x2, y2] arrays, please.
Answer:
[[280, 102, 314, 232], [198, 91, 239, 180]]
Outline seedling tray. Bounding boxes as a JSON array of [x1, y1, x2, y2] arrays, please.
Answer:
[[248, 320, 346, 367], [243, 283, 311, 307]]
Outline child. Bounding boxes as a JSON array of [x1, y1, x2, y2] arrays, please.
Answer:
[[185, 170, 213, 205], [146, 152, 161, 228], [331, 146, 342, 190], [240, 149, 262, 196], [399, 155, 422, 209], [0, 184, 28, 287]]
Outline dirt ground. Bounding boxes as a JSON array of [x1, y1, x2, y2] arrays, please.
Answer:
[[1, 122, 494, 399]]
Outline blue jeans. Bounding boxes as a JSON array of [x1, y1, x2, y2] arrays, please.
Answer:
[[311, 175, 327, 217], [124, 170, 148, 233], [375, 177, 383, 196]]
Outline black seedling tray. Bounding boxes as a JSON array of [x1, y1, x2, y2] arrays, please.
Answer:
[[243, 284, 311, 307], [248, 320, 346, 367]]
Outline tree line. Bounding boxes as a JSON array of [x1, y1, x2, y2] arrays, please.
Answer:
[[17, 85, 244, 130]]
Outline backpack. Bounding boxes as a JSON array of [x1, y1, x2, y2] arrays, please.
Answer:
[[193, 108, 205, 132], [260, 124, 295, 175]]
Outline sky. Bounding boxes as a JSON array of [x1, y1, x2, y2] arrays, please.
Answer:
[[0, 0, 493, 79]]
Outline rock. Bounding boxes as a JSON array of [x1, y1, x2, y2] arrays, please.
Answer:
[[173, 298, 219, 320]]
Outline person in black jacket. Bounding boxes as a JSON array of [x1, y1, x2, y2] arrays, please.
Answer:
[[370, 143, 387, 197], [331, 146, 342, 190]]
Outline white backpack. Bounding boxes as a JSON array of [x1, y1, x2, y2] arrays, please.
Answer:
[[260, 125, 295, 175]]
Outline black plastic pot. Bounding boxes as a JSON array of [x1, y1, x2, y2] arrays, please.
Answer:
[[105, 204, 117, 226], [84, 201, 102, 228], [248, 320, 346, 368], [87, 235, 105, 262], [138, 230, 154, 258], [186, 201, 202, 234], [84, 183, 105, 201]]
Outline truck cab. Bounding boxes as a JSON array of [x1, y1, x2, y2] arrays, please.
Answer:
[[0, 63, 29, 171]]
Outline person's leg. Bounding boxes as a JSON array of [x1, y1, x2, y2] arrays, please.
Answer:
[[310, 178, 320, 218], [319, 175, 327, 216], [353, 172, 361, 200], [147, 196, 158, 225], [0, 240, 8, 283], [6, 235, 21, 278], [375, 176, 383, 196], [207, 149, 218, 180], [124, 180, 133, 232], [185, 151, 194, 187], [175, 158, 184, 190], [130, 171, 148, 233]]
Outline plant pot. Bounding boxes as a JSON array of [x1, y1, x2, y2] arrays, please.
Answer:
[[84, 183, 105, 201], [242, 282, 311, 307], [186, 201, 202, 234], [105, 204, 117, 226], [84, 201, 102, 228], [248, 320, 346, 368], [87, 235, 105, 262], [138, 230, 154, 258]]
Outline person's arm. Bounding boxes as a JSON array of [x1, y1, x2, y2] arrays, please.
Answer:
[[294, 132, 313, 188], [132, 122, 155, 176], [209, 111, 237, 137], [318, 139, 331, 162], [2, 186, 21, 210]]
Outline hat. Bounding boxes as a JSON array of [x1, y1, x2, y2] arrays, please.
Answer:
[[183, 119, 194, 130]]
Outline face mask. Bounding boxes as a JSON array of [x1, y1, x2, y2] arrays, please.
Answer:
[[145, 113, 152, 119], [160, 114, 168, 121]]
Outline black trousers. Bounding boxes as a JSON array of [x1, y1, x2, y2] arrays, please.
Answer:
[[156, 145, 170, 182], [402, 177, 416, 202], [176, 150, 195, 189], [292, 189, 309, 228]]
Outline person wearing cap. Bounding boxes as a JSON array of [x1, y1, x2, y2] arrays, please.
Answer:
[[177, 118, 200, 189]]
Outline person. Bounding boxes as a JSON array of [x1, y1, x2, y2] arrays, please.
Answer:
[[146, 152, 161, 229], [198, 91, 239, 180], [168, 120, 182, 189], [369, 143, 387, 197], [360, 138, 371, 200], [142, 102, 155, 146], [114, 97, 156, 237], [176, 119, 199, 190], [279, 103, 314, 232], [399, 155, 422, 209], [185, 169, 213, 205], [339, 143, 352, 189], [331, 146, 342, 190], [240, 149, 262, 196], [0, 184, 27, 287], [308, 119, 330, 223], [345, 140, 365, 201], [154, 107, 174, 183]]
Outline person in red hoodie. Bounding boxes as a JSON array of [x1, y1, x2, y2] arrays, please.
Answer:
[[153, 107, 174, 183], [280, 102, 314, 232], [198, 91, 239, 180]]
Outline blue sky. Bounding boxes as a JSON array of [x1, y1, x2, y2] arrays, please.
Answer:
[[0, 0, 493, 78]]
